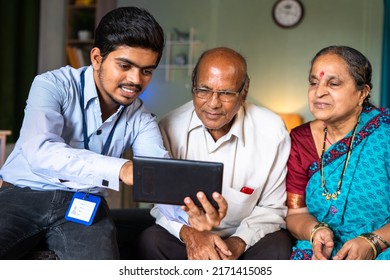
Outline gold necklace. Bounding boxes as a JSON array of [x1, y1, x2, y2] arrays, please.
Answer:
[[320, 116, 360, 200]]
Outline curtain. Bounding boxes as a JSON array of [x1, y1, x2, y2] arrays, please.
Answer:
[[381, 0, 390, 108], [0, 0, 40, 142]]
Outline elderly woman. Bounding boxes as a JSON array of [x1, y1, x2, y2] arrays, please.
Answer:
[[286, 45, 390, 260]]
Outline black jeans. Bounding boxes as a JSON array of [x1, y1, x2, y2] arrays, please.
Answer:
[[0, 186, 119, 259]]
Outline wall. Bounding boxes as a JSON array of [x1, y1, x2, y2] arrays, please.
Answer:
[[38, 0, 66, 73], [38, 0, 384, 122], [117, 0, 384, 123]]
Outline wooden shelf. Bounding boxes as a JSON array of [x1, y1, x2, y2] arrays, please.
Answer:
[[159, 27, 202, 81], [0, 130, 12, 167], [67, 39, 94, 45], [65, 0, 115, 68]]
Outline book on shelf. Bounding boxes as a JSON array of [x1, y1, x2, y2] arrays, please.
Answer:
[[75, 0, 95, 6], [66, 46, 79, 68], [66, 46, 90, 68]]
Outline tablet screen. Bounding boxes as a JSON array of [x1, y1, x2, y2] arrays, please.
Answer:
[[132, 156, 223, 208]]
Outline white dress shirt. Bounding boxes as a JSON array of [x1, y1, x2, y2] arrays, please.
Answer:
[[152, 101, 291, 249]]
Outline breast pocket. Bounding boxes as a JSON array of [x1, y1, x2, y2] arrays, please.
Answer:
[[221, 187, 261, 227]]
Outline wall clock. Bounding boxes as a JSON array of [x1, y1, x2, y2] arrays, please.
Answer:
[[272, 0, 304, 28]]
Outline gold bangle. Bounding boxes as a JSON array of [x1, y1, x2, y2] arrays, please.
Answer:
[[358, 235, 378, 259], [310, 222, 330, 245]]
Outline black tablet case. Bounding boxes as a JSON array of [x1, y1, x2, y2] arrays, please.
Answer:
[[132, 156, 223, 208]]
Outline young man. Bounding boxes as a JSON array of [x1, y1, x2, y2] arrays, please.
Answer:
[[138, 47, 295, 260], [0, 7, 168, 260]]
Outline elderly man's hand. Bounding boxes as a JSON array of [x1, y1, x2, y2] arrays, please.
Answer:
[[180, 225, 232, 260], [181, 191, 227, 231]]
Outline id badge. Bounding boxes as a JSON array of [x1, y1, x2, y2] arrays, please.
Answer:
[[65, 192, 101, 226]]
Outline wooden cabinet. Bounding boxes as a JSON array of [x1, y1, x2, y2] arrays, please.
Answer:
[[65, 0, 115, 68], [159, 27, 202, 81], [0, 130, 12, 168]]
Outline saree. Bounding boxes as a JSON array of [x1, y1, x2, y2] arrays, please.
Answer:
[[289, 106, 390, 260]]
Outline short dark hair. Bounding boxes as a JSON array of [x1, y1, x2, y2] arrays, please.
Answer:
[[93, 7, 165, 64]]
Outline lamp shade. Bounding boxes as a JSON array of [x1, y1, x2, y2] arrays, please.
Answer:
[[278, 113, 303, 132]]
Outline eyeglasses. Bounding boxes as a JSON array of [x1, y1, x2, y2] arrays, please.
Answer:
[[193, 78, 247, 102]]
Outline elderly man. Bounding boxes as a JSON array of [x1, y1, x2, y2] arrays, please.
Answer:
[[138, 47, 294, 260]]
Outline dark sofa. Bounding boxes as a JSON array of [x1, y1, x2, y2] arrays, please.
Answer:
[[21, 207, 154, 260], [110, 208, 155, 259]]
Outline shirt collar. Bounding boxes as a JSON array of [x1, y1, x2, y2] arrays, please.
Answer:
[[82, 66, 98, 108], [81, 65, 125, 120]]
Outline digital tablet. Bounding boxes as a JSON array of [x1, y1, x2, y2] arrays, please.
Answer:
[[132, 156, 223, 208]]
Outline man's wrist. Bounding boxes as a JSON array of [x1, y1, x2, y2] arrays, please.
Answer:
[[179, 225, 191, 242], [119, 160, 133, 185], [228, 236, 246, 254]]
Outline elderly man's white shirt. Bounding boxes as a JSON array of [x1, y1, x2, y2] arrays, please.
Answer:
[[152, 101, 291, 249]]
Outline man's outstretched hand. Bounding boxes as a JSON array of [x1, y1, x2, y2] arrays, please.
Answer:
[[181, 191, 228, 231]]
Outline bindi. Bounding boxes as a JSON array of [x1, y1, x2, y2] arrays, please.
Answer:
[[319, 71, 325, 78]]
